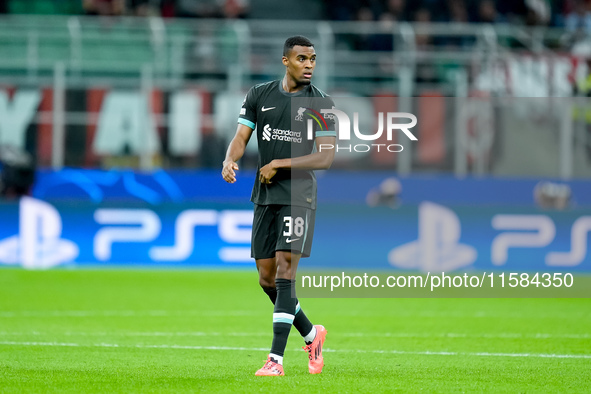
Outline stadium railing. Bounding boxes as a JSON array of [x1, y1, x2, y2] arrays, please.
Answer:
[[0, 15, 588, 179]]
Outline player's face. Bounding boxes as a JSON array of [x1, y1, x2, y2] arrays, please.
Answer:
[[283, 45, 316, 86]]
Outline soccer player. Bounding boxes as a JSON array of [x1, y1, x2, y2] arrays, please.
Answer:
[[221, 35, 336, 376]]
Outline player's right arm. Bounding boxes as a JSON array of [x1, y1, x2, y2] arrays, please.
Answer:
[[222, 124, 254, 184], [222, 86, 258, 183]]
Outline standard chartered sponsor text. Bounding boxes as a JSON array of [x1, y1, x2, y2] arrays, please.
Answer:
[[272, 128, 302, 143]]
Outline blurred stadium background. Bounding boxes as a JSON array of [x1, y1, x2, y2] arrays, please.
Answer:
[[2, 0, 591, 175]]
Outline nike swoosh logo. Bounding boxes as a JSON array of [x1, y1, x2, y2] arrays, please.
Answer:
[[261, 106, 276, 112], [286, 238, 300, 243]]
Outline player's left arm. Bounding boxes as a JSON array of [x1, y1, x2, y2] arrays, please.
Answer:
[[259, 136, 336, 184]]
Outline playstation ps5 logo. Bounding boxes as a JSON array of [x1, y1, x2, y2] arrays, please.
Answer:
[[388, 202, 477, 272], [0, 197, 79, 269]]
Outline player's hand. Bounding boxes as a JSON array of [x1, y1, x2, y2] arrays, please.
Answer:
[[259, 161, 277, 184], [222, 160, 239, 183]]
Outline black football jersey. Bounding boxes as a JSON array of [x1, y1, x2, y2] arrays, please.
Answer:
[[238, 80, 335, 209]]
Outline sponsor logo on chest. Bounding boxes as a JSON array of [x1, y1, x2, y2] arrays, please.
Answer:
[[262, 124, 302, 143]]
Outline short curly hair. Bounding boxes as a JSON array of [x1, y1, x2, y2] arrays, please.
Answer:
[[283, 36, 314, 57]]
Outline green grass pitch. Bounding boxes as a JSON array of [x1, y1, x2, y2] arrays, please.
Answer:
[[1, 268, 590, 393]]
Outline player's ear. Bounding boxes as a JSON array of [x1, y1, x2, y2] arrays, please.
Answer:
[[282, 56, 288, 66]]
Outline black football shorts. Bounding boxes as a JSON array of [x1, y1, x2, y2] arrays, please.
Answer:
[[251, 204, 316, 259]]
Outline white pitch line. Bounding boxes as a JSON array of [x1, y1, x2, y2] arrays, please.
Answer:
[[1, 310, 589, 318], [0, 341, 589, 360], [0, 331, 589, 339], [336, 332, 591, 339], [0, 311, 258, 318]]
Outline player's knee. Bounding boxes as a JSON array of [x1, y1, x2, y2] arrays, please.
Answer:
[[258, 275, 275, 288], [275, 263, 292, 279], [276, 253, 292, 267]]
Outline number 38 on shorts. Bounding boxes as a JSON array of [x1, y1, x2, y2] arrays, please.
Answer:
[[251, 204, 316, 259], [283, 216, 305, 238]]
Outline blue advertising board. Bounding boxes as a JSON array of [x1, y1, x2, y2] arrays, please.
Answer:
[[0, 169, 589, 271], [31, 168, 591, 206]]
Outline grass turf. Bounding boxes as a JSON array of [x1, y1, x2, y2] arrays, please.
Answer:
[[0, 268, 590, 393]]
